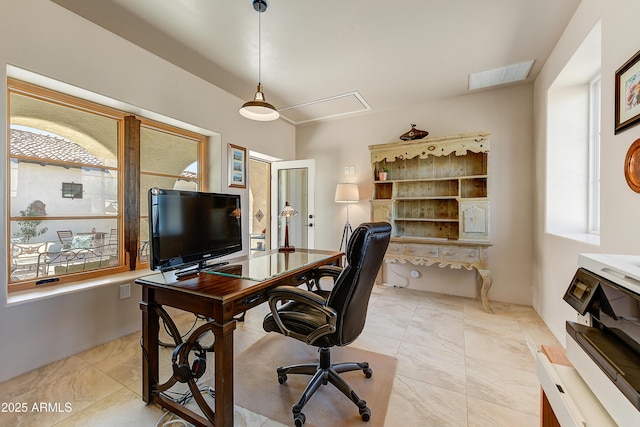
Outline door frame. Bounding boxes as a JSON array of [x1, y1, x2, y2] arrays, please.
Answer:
[[270, 159, 315, 250]]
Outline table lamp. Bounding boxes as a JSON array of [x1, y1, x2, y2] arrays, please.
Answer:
[[335, 183, 359, 251], [279, 201, 298, 252]]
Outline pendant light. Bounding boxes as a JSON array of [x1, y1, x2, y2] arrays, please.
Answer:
[[239, 0, 279, 121]]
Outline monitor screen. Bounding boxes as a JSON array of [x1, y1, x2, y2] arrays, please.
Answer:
[[149, 188, 242, 272]]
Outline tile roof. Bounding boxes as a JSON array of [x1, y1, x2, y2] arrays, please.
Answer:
[[10, 129, 104, 167]]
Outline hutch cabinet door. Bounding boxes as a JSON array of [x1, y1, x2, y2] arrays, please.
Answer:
[[459, 201, 489, 241]]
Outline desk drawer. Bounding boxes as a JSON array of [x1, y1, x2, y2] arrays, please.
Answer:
[[233, 270, 315, 315], [386, 243, 404, 255], [441, 246, 480, 263], [235, 291, 267, 314], [404, 244, 439, 258]]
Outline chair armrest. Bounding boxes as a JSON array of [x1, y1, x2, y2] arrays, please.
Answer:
[[306, 265, 343, 291], [267, 285, 338, 345]]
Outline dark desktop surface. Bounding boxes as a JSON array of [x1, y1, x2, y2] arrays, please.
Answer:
[[137, 249, 342, 302], [205, 250, 337, 281]]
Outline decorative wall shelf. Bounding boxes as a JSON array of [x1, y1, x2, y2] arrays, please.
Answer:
[[369, 131, 493, 313]]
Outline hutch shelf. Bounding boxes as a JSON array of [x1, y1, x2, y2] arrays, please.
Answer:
[[369, 131, 493, 313]]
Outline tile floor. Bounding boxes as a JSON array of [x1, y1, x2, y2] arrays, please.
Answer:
[[0, 286, 561, 426]]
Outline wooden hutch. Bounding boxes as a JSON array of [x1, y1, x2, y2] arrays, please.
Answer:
[[369, 131, 493, 313]]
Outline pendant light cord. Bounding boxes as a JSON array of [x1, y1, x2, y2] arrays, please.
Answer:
[[239, 0, 278, 120], [258, 9, 262, 86]]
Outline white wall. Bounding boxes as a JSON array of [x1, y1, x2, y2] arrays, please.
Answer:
[[297, 84, 535, 305], [0, 0, 295, 382], [533, 0, 640, 343]]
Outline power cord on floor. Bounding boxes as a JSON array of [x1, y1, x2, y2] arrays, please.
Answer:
[[154, 411, 188, 427], [386, 264, 410, 288], [155, 384, 216, 426]]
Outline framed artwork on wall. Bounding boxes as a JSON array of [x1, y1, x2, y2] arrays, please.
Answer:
[[615, 49, 640, 134], [228, 144, 247, 188]]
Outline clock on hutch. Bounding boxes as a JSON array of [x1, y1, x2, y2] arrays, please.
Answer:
[[369, 131, 493, 313]]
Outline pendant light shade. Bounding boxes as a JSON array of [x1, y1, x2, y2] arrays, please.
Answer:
[[239, 0, 279, 121], [239, 84, 279, 121]]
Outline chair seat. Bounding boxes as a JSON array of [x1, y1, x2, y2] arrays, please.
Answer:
[[263, 300, 335, 348]]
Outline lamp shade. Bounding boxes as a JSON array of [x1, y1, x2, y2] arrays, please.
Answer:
[[239, 85, 280, 121], [335, 183, 359, 203], [280, 201, 298, 217]]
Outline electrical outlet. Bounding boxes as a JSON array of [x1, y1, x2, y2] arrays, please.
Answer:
[[349, 165, 355, 174], [120, 283, 131, 299]]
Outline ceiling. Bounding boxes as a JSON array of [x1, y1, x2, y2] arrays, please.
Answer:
[[50, 0, 581, 125]]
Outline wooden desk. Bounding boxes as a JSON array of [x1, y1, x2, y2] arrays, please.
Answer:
[[135, 249, 343, 427]]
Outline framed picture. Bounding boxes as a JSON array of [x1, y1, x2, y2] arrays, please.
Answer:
[[228, 144, 247, 188], [615, 49, 640, 134]]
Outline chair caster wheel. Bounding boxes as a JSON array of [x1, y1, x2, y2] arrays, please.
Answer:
[[360, 406, 371, 422], [364, 367, 373, 378], [277, 373, 288, 384], [293, 412, 306, 426]]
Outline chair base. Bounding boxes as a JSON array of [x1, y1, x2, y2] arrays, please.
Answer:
[[276, 347, 372, 426]]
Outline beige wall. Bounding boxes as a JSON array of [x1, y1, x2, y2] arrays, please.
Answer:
[[297, 84, 535, 305], [3, 0, 636, 383], [533, 0, 640, 343], [0, 0, 295, 382]]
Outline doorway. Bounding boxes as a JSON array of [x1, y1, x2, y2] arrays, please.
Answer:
[[248, 158, 270, 253], [271, 160, 316, 250]]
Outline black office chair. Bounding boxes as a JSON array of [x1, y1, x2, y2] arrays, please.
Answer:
[[263, 222, 391, 426]]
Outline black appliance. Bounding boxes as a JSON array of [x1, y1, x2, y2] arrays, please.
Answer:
[[563, 254, 640, 425]]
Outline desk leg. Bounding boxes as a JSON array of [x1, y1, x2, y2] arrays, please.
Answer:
[[475, 268, 493, 314], [214, 320, 237, 427], [140, 298, 159, 403]]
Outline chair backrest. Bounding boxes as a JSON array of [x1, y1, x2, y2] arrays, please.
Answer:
[[12, 241, 53, 266], [326, 222, 391, 346], [12, 241, 53, 256], [57, 230, 73, 247]]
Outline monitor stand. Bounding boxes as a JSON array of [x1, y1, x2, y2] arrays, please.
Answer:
[[174, 260, 230, 278]]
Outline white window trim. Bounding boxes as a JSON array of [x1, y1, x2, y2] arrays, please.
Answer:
[[588, 74, 601, 235]]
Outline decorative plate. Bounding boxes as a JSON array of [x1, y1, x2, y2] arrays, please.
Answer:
[[624, 138, 640, 193]]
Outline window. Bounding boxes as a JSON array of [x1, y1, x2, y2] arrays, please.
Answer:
[[545, 21, 601, 244], [588, 75, 601, 234], [138, 120, 207, 265], [8, 79, 206, 291], [61, 182, 84, 199]]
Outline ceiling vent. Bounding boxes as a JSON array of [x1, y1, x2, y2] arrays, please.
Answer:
[[279, 91, 371, 125], [469, 60, 534, 91]]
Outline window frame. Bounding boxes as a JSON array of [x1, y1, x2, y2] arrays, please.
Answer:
[[136, 117, 208, 269], [588, 74, 601, 235], [7, 78, 207, 292], [61, 182, 84, 199]]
